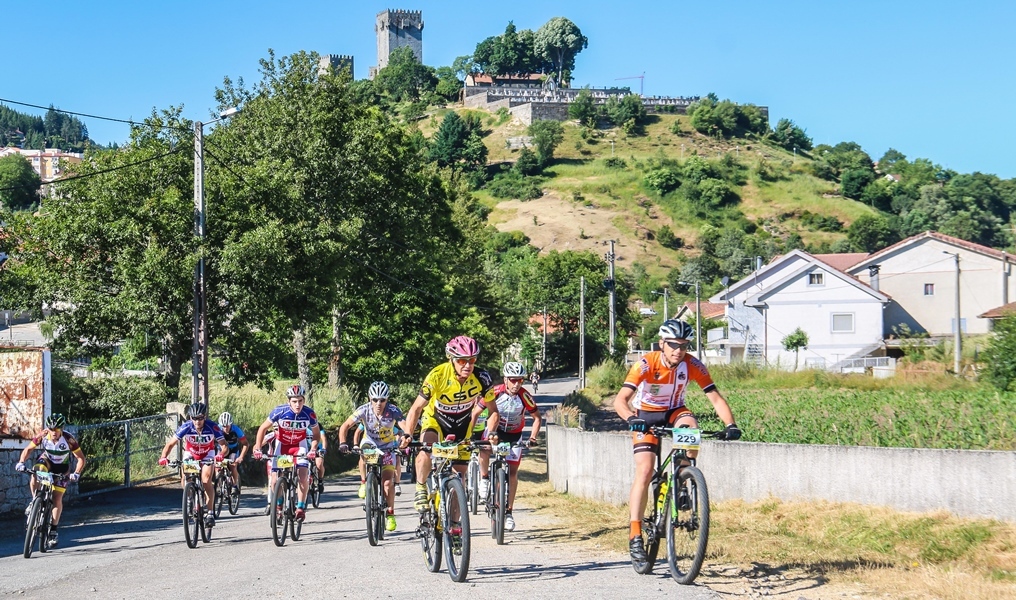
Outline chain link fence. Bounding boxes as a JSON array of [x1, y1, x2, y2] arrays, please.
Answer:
[[70, 413, 180, 496]]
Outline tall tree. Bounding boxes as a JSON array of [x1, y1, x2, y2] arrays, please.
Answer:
[[0, 154, 41, 210], [534, 17, 588, 87]]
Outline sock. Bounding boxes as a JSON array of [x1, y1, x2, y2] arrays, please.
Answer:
[[297, 501, 306, 509], [630, 520, 642, 539], [387, 509, 394, 515], [360, 478, 365, 483]]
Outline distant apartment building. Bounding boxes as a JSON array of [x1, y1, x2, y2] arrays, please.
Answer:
[[0, 147, 83, 182]]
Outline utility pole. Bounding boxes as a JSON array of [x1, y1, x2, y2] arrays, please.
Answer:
[[605, 240, 616, 355], [945, 251, 962, 375], [542, 305, 547, 373], [579, 276, 586, 389], [192, 121, 209, 405], [695, 281, 702, 360]]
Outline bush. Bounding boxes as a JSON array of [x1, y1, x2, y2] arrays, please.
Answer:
[[486, 171, 544, 200], [657, 225, 682, 249], [643, 168, 681, 195], [602, 156, 627, 169], [513, 148, 541, 176], [982, 316, 1016, 390]]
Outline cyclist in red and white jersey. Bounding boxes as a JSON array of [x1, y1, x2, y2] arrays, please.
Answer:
[[252, 385, 320, 522]]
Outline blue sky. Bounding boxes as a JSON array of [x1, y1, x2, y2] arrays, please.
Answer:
[[5, 1, 1014, 178]]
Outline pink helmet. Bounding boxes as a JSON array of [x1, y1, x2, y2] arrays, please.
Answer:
[[445, 335, 479, 359]]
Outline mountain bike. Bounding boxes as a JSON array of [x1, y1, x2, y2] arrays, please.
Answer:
[[167, 459, 213, 549], [632, 426, 725, 584], [213, 459, 240, 517], [308, 459, 324, 509], [466, 445, 481, 515], [411, 438, 472, 583], [267, 454, 303, 546], [22, 469, 57, 558], [484, 440, 530, 545], [354, 443, 392, 546]]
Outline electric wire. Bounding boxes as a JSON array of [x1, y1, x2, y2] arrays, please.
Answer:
[[0, 97, 190, 133]]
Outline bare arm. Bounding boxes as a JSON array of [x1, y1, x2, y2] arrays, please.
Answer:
[[404, 395, 428, 438], [704, 389, 735, 427], [613, 386, 637, 421], [254, 418, 273, 449], [528, 410, 543, 442]]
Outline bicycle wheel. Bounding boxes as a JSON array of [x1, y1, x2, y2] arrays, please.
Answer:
[[667, 466, 710, 585], [494, 466, 508, 545], [213, 476, 225, 519], [442, 476, 471, 583], [289, 479, 302, 541], [310, 471, 322, 509], [199, 485, 212, 543], [270, 476, 286, 547], [467, 456, 479, 515], [37, 499, 53, 554], [365, 470, 381, 546], [634, 479, 664, 574], [183, 484, 200, 549], [422, 479, 442, 573], [23, 496, 43, 558], [228, 478, 241, 515]]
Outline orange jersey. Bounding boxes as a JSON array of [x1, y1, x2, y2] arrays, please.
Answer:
[[622, 351, 716, 412]]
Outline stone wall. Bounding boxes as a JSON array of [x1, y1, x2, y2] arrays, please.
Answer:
[[0, 447, 80, 515]]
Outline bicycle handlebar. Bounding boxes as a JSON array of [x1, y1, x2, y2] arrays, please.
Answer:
[[646, 426, 727, 439]]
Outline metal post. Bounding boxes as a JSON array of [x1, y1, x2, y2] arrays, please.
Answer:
[[952, 252, 962, 375], [192, 122, 209, 404], [663, 286, 669, 321], [579, 276, 586, 390], [542, 306, 547, 372], [695, 282, 702, 360], [124, 421, 131, 488], [607, 240, 616, 355]]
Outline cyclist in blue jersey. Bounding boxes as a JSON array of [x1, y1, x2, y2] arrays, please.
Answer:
[[218, 412, 248, 494], [159, 403, 229, 528], [253, 385, 320, 522]]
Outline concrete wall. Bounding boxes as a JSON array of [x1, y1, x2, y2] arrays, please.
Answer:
[[548, 425, 1016, 522]]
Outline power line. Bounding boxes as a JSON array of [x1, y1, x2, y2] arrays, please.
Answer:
[[0, 147, 186, 193], [0, 97, 190, 133]]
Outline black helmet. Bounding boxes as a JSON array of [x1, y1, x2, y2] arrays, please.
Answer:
[[46, 413, 67, 429], [658, 319, 694, 340], [186, 402, 208, 419]]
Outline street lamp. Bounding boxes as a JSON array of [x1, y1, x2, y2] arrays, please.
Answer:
[[650, 284, 669, 320], [677, 280, 702, 360], [192, 107, 239, 404]]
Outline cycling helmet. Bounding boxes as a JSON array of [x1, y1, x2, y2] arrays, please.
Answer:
[[218, 412, 233, 428], [501, 361, 527, 378], [445, 335, 479, 359], [286, 384, 306, 399], [46, 413, 66, 429], [658, 319, 694, 340], [367, 381, 391, 400], [186, 402, 208, 419]]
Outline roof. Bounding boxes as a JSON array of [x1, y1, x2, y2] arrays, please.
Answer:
[[978, 302, 1016, 319], [465, 73, 544, 86], [849, 231, 1009, 271], [812, 253, 869, 271], [681, 301, 725, 320], [744, 261, 889, 307]]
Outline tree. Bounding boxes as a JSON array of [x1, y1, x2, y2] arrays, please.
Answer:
[[781, 327, 809, 371], [841, 168, 875, 199], [0, 154, 41, 210], [527, 120, 564, 166], [982, 316, 1016, 390], [568, 88, 596, 126], [373, 47, 437, 102], [847, 214, 894, 252], [534, 17, 588, 87], [771, 118, 813, 152], [428, 112, 486, 171]]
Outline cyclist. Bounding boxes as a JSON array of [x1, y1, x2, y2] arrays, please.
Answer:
[[529, 369, 540, 392], [474, 361, 543, 532], [337, 381, 407, 532], [613, 319, 741, 563], [218, 411, 248, 495], [158, 403, 229, 529], [252, 385, 320, 523], [402, 335, 500, 528], [15, 413, 86, 548]]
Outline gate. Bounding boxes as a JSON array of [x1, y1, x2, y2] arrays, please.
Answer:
[[72, 413, 180, 496]]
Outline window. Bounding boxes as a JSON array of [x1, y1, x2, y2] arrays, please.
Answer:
[[831, 313, 854, 333], [804, 357, 826, 369], [808, 273, 825, 286], [924, 283, 935, 296]]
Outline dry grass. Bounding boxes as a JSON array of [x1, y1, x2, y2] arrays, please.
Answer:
[[515, 454, 1016, 599]]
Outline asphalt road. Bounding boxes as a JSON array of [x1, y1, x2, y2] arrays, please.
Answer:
[[0, 377, 717, 599]]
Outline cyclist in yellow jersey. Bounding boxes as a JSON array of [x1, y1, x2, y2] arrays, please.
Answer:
[[403, 335, 500, 513]]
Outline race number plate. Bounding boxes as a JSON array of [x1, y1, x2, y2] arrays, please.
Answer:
[[432, 443, 459, 459], [362, 449, 381, 465], [35, 470, 54, 485], [275, 455, 295, 469], [495, 442, 511, 457], [182, 460, 201, 474], [671, 428, 702, 451]]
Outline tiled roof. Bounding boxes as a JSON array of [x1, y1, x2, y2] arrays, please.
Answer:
[[978, 301, 1016, 319], [852, 231, 1009, 268], [812, 253, 869, 271]]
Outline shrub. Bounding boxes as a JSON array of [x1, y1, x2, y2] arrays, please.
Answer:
[[513, 148, 541, 176], [602, 156, 627, 169], [643, 168, 681, 195], [486, 171, 544, 200], [657, 225, 682, 249]]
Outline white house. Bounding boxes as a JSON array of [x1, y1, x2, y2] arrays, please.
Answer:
[[846, 231, 1016, 337], [708, 250, 889, 371]]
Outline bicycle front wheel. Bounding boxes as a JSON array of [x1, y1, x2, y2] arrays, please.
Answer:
[[270, 476, 286, 547], [365, 470, 381, 546], [23, 496, 43, 558], [289, 481, 302, 541], [442, 476, 471, 583], [213, 477, 225, 519], [494, 466, 508, 545], [228, 478, 241, 515], [468, 457, 479, 515], [310, 472, 322, 509], [183, 484, 200, 549], [667, 466, 710, 584]]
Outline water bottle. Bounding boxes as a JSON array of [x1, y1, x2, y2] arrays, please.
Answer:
[[656, 477, 670, 512]]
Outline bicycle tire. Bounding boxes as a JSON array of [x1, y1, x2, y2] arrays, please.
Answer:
[[310, 471, 322, 509], [422, 479, 442, 572], [184, 484, 200, 549], [213, 476, 225, 519], [199, 483, 212, 543], [23, 495, 43, 558], [228, 478, 240, 515], [365, 470, 381, 546], [38, 498, 53, 554], [494, 466, 508, 545], [442, 476, 471, 583], [468, 456, 479, 515], [667, 466, 710, 584], [270, 476, 286, 547], [375, 474, 385, 542], [289, 479, 302, 541]]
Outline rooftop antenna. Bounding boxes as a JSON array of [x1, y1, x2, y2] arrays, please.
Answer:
[[615, 72, 645, 96]]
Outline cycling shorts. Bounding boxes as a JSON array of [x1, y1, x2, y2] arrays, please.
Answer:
[[496, 430, 525, 465], [183, 449, 218, 463], [632, 407, 694, 454], [420, 409, 471, 462], [271, 444, 310, 471], [33, 459, 71, 492]]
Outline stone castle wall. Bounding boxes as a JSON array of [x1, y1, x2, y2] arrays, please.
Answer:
[[375, 9, 423, 71]]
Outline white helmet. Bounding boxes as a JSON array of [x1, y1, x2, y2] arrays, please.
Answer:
[[658, 319, 694, 340], [501, 361, 527, 378], [367, 381, 390, 400], [218, 412, 233, 428]]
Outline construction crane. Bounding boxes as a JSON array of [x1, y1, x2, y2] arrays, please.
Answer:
[[615, 72, 645, 96]]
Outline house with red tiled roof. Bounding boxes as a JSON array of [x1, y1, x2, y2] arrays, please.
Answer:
[[846, 231, 1016, 336]]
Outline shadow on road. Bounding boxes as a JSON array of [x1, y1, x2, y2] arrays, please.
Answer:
[[470, 559, 630, 582]]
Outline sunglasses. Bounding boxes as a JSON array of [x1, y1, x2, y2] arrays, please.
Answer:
[[370, 397, 387, 403], [453, 357, 478, 366], [289, 398, 305, 403], [506, 377, 524, 384], [192, 416, 206, 421], [663, 340, 691, 351]]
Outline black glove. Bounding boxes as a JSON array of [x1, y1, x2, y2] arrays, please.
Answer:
[[626, 415, 648, 433], [527, 437, 539, 448], [721, 424, 742, 441], [338, 443, 350, 454]]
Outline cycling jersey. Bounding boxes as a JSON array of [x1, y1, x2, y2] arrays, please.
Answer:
[[350, 403, 404, 449], [222, 424, 247, 452], [266, 405, 318, 446], [485, 383, 539, 434], [174, 420, 225, 457], [622, 351, 716, 412], [30, 430, 80, 465], [419, 363, 495, 433]]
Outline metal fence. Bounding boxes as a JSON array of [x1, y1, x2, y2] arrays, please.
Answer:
[[71, 413, 179, 496], [838, 356, 896, 372]]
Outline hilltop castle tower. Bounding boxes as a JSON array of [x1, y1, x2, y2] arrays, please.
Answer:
[[369, 9, 423, 78], [318, 54, 354, 77]]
